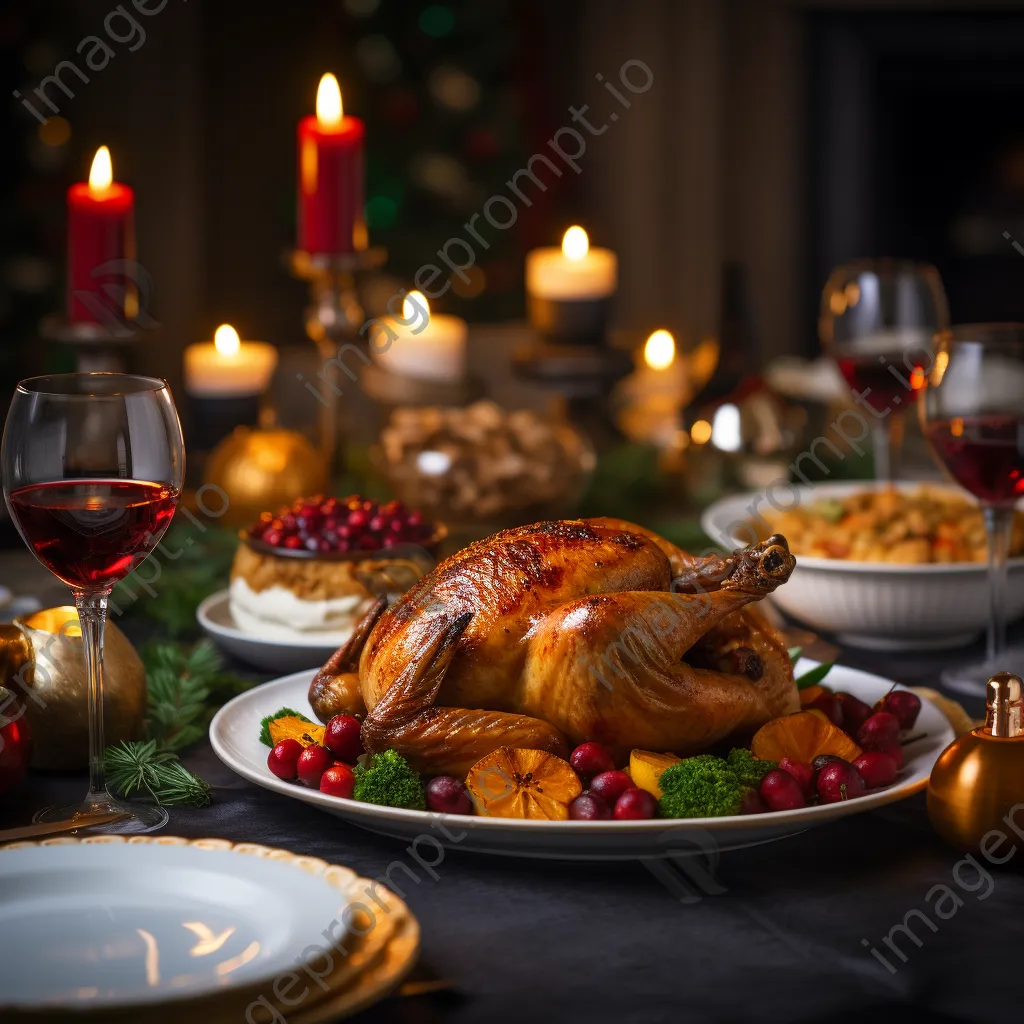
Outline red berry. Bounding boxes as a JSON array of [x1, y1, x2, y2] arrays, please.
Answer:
[[323, 714, 364, 763], [356, 534, 380, 551], [759, 769, 806, 811], [613, 787, 657, 820], [852, 750, 898, 788], [857, 712, 901, 752], [368, 515, 388, 534], [263, 529, 282, 547], [281, 513, 297, 531], [588, 770, 633, 803], [347, 509, 368, 529], [836, 692, 873, 736], [806, 691, 843, 728], [738, 790, 767, 814], [267, 738, 303, 780], [320, 764, 356, 799], [569, 793, 611, 820], [569, 742, 615, 778], [426, 775, 473, 815], [284, 535, 301, 550], [407, 510, 423, 527], [875, 690, 922, 731], [877, 741, 904, 770], [812, 754, 846, 774], [816, 761, 866, 803], [778, 757, 814, 797], [296, 744, 333, 788]]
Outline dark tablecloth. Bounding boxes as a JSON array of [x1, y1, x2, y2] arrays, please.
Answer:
[[2, 631, 1018, 1024]]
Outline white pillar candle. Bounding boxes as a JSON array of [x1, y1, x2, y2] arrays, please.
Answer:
[[373, 291, 467, 382], [184, 325, 278, 397], [525, 226, 618, 300]]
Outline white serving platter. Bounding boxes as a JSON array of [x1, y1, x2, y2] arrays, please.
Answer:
[[210, 660, 954, 861]]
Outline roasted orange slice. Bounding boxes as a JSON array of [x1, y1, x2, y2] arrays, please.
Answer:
[[268, 716, 326, 748], [751, 710, 861, 763], [799, 685, 827, 706], [629, 750, 682, 800], [465, 747, 582, 820]]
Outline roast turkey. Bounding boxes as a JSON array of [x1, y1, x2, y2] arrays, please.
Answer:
[[309, 518, 799, 774]]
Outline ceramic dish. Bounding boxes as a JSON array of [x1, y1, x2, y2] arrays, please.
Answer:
[[209, 660, 954, 861], [0, 838, 353, 1018], [701, 481, 1024, 650], [197, 589, 346, 674]]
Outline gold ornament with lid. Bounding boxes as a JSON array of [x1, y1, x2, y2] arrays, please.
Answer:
[[927, 672, 1024, 852]]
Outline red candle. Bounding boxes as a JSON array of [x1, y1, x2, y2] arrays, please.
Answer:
[[67, 146, 136, 326], [297, 73, 366, 255]]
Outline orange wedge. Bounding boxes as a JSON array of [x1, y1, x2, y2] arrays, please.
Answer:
[[268, 716, 326, 748], [751, 710, 861, 763], [799, 685, 827, 706], [629, 750, 682, 800], [465, 747, 582, 820]]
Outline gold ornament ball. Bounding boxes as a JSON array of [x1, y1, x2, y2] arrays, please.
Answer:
[[203, 427, 327, 527], [3, 607, 146, 771]]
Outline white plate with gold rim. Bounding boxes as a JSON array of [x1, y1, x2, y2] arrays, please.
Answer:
[[209, 661, 955, 861], [0, 838, 354, 1017]]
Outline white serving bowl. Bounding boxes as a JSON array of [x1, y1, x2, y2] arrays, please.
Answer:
[[701, 481, 1024, 650]]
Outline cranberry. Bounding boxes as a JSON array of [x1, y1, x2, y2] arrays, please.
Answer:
[[407, 509, 423, 528], [759, 769, 807, 811], [806, 691, 843, 728], [389, 517, 406, 534], [836, 692, 873, 736], [357, 534, 381, 551], [875, 690, 922, 731], [811, 754, 845, 774], [368, 515, 388, 534], [347, 509, 368, 529], [267, 738, 303, 780], [569, 793, 611, 820], [877, 741, 904, 770], [323, 714, 364, 763], [296, 744, 333, 788], [284, 535, 301, 549], [569, 742, 615, 779], [426, 776, 472, 815], [263, 528, 283, 547], [281, 513, 297, 531], [738, 790, 767, 814], [613, 787, 657, 820], [317, 539, 332, 553], [589, 770, 633, 803], [382, 536, 398, 549], [320, 764, 356, 799], [852, 750, 898, 788], [856, 712, 901, 752], [778, 757, 814, 797], [816, 761, 866, 803]]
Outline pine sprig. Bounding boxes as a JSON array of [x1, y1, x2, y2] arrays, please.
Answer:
[[104, 740, 212, 807]]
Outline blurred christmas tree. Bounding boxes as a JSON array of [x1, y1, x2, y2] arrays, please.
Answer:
[[330, 0, 570, 322]]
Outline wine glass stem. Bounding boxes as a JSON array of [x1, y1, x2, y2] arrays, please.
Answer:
[[984, 505, 1014, 665], [75, 590, 111, 808], [872, 412, 904, 483]]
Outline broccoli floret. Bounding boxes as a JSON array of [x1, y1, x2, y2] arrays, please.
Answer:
[[353, 750, 425, 810], [726, 748, 777, 789], [658, 754, 749, 818]]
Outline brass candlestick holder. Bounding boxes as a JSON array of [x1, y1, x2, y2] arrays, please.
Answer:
[[288, 247, 387, 478]]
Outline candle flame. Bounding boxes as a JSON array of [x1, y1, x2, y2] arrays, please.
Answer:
[[643, 329, 675, 370], [316, 73, 343, 127], [214, 324, 241, 356], [404, 290, 430, 321], [88, 145, 113, 191], [562, 226, 589, 261]]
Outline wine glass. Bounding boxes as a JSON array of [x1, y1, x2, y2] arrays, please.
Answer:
[[820, 259, 949, 481], [920, 324, 1024, 694], [2, 374, 184, 832]]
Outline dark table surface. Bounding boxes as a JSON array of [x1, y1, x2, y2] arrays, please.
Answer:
[[1, 550, 1018, 1024]]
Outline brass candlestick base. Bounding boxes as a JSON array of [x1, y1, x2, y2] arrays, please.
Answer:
[[288, 247, 388, 478]]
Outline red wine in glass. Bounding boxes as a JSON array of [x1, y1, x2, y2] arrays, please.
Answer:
[[836, 355, 926, 414], [924, 415, 1024, 507], [7, 478, 178, 591]]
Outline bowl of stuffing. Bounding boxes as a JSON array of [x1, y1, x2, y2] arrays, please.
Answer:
[[701, 481, 1024, 650]]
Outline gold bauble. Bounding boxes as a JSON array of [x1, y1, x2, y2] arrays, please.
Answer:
[[203, 427, 327, 528], [927, 672, 1024, 854], [5, 607, 146, 770]]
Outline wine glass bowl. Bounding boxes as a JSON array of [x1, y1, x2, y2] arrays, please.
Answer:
[[2, 373, 184, 832], [920, 324, 1024, 693], [820, 259, 949, 479]]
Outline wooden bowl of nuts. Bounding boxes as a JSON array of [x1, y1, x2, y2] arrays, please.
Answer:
[[373, 401, 596, 528]]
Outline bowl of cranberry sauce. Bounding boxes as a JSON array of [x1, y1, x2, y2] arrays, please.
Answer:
[[241, 495, 447, 562]]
